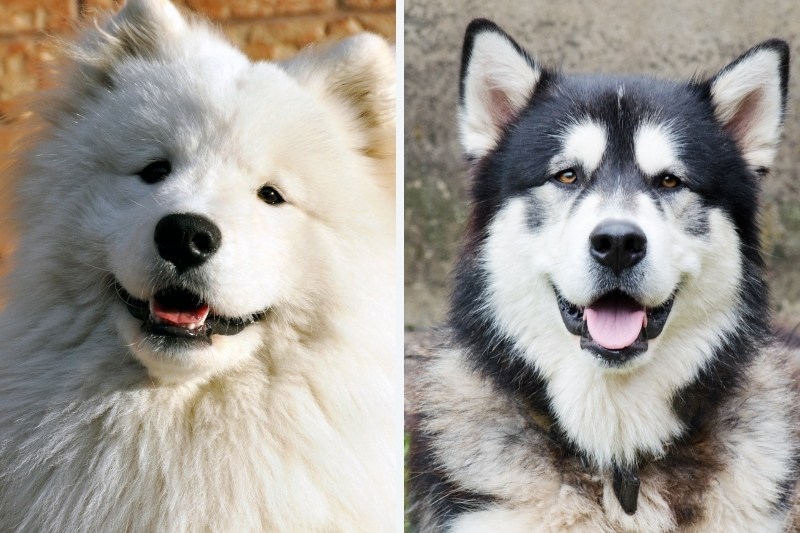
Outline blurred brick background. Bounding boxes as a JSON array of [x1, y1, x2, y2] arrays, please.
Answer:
[[0, 0, 395, 273]]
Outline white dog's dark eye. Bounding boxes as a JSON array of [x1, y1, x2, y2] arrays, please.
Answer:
[[553, 169, 578, 185], [258, 185, 285, 205], [658, 174, 682, 189], [138, 160, 171, 184]]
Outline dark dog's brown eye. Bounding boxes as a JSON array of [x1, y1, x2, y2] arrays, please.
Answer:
[[138, 160, 171, 184], [554, 169, 578, 185], [659, 174, 682, 189], [258, 185, 285, 205]]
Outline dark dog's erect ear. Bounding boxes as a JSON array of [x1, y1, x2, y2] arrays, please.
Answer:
[[458, 19, 541, 160], [709, 40, 789, 174]]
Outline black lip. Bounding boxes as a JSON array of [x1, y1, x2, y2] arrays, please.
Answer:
[[145, 322, 213, 345], [114, 281, 267, 341], [579, 332, 649, 365], [555, 287, 675, 366]]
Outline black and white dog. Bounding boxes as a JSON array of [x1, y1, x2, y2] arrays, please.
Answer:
[[408, 19, 799, 532]]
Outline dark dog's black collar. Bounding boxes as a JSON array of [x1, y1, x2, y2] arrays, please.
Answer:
[[524, 402, 703, 516], [613, 464, 640, 515]]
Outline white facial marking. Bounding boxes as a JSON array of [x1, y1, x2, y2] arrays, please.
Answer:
[[634, 123, 682, 176], [480, 178, 744, 466], [551, 121, 607, 175]]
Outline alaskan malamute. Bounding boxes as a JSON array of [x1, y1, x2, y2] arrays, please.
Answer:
[[0, 0, 396, 530], [408, 19, 799, 532]]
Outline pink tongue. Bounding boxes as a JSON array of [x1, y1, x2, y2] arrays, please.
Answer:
[[152, 301, 210, 327], [585, 301, 646, 350]]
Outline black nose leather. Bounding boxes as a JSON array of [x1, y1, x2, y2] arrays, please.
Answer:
[[154, 213, 222, 272], [589, 220, 647, 274]]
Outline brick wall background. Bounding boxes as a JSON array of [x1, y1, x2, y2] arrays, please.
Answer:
[[0, 0, 395, 272]]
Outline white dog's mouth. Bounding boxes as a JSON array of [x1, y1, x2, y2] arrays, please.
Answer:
[[115, 281, 268, 343], [556, 288, 675, 365]]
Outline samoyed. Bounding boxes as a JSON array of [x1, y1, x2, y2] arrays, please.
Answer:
[[0, 0, 396, 530]]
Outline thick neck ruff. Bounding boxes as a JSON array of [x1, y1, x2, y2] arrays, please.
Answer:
[[519, 374, 717, 515]]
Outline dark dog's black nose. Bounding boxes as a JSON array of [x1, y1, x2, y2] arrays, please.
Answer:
[[589, 220, 647, 274], [155, 213, 222, 272]]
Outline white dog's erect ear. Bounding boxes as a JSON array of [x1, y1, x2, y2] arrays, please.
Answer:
[[282, 34, 396, 160], [112, 0, 188, 38], [710, 40, 789, 174], [459, 19, 541, 160], [73, 0, 188, 85], [43, 0, 192, 121]]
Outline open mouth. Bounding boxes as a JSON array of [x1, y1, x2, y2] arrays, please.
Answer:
[[115, 281, 268, 344], [556, 288, 675, 365]]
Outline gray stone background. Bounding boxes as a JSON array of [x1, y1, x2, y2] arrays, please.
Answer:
[[404, 0, 800, 329]]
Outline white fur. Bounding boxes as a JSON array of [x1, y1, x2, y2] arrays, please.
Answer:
[[483, 187, 743, 466], [116, 0, 186, 33], [459, 30, 539, 159], [450, 505, 615, 533], [450, 508, 541, 533], [634, 122, 684, 177], [711, 47, 785, 170], [0, 0, 397, 530], [550, 120, 608, 176], [421, 342, 797, 533], [686, 354, 797, 532]]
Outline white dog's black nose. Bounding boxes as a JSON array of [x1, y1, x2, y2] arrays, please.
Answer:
[[155, 213, 222, 272], [589, 220, 647, 274]]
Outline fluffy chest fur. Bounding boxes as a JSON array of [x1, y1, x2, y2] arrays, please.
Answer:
[[410, 343, 799, 533], [0, 329, 393, 532]]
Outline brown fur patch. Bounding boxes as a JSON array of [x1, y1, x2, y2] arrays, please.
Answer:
[[651, 429, 723, 526]]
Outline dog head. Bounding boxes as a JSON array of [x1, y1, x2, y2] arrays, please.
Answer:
[[458, 20, 786, 372], [17, 0, 394, 382]]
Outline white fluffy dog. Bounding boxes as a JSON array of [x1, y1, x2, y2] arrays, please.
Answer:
[[0, 0, 397, 530]]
